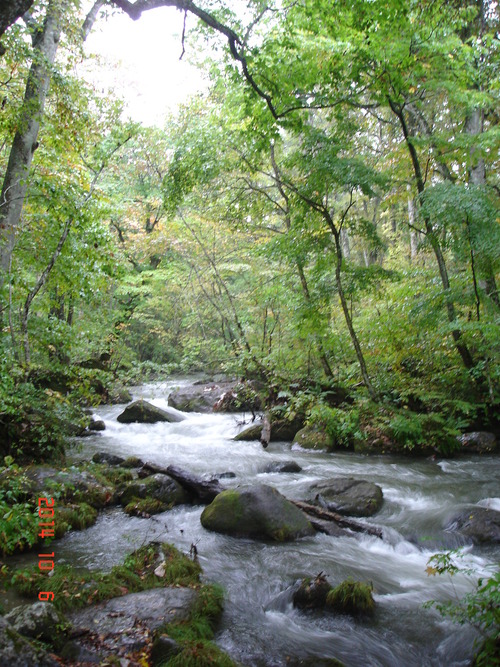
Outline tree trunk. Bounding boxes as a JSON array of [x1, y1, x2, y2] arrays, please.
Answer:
[[0, 0, 62, 289]]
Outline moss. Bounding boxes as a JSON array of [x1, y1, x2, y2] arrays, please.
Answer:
[[11, 542, 202, 612], [157, 584, 235, 667], [54, 502, 98, 537], [326, 579, 375, 616], [122, 456, 144, 469], [200, 489, 244, 529], [124, 497, 167, 517]]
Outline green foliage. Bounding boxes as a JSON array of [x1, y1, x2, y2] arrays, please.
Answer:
[[426, 551, 500, 666], [0, 460, 39, 556], [307, 403, 362, 449], [326, 579, 375, 616], [11, 542, 202, 612]]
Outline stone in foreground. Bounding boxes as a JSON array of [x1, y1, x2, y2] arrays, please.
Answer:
[[200, 484, 314, 541]]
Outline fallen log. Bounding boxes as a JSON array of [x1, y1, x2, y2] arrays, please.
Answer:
[[291, 500, 383, 539], [140, 462, 223, 503], [260, 413, 271, 448]]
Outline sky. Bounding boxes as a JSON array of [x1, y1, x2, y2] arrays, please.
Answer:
[[83, 6, 209, 126]]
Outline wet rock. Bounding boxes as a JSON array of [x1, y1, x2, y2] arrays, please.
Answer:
[[235, 418, 304, 443], [117, 480, 148, 505], [326, 579, 375, 616], [293, 425, 335, 451], [293, 574, 332, 609], [311, 477, 383, 517], [169, 381, 261, 413], [92, 452, 124, 465], [5, 602, 69, 644], [0, 616, 59, 667], [23, 466, 112, 508], [261, 460, 302, 474], [143, 473, 191, 506], [66, 588, 198, 661], [117, 400, 185, 424], [446, 507, 500, 544], [151, 634, 182, 664], [213, 471, 236, 479], [88, 419, 105, 432], [122, 456, 144, 468], [457, 432, 497, 455], [200, 484, 314, 541]]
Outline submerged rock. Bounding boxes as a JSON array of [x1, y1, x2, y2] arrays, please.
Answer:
[[261, 460, 302, 474], [293, 575, 375, 616], [311, 477, 383, 517], [446, 507, 500, 544], [200, 484, 314, 541], [117, 400, 185, 424]]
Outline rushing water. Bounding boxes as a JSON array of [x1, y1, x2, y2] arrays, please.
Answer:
[[57, 379, 499, 667]]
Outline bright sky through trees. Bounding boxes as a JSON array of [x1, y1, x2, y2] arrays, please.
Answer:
[[83, 6, 207, 126]]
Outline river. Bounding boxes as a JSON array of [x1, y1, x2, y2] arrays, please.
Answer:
[[59, 379, 499, 667]]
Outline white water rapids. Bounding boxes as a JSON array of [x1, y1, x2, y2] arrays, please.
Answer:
[[57, 379, 499, 666]]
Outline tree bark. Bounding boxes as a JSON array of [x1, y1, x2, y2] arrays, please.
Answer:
[[0, 0, 62, 287], [291, 500, 383, 539], [0, 0, 34, 40]]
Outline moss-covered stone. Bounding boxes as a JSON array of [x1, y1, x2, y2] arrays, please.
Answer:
[[201, 484, 314, 541], [326, 579, 375, 616], [124, 497, 167, 517], [293, 426, 335, 451]]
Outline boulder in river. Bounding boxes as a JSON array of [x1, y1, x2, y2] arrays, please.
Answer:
[[200, 484, 315, 541], [457, 431, 497, 455], [310, 477, 383, 517], [446, 507, 500, 544], [235, 417, 304, 443], [261, 460, 302, 474], [92, 452, 124, 465], [117, 399, 185, 424], [293, 574, 375, 616], [293, 425, 335, 451], [168, 380, 261, 413]]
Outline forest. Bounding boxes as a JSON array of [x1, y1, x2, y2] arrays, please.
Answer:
[[0, 0, 499, 666]]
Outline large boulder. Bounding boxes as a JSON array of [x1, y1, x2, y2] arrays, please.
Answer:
[[117, 400, 185, 424], [446, 507, 500, 544], [22, 466, 113, 508], [65, 588, 198, 662], [293, 425, 335, 451], [311, 477, 383, 517], [200, 484, 315, 541], [457, 432, 497, 455], [143, 473, 191, 506], [0, 616, 59, 667], [235, 418, 304, 443], [168, 381, 260, 413], [5, 602, 68, 644]]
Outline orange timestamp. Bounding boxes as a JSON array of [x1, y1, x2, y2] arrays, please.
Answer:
[[37, 496, 55, 602]]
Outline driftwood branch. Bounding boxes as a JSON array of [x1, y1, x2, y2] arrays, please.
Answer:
[[141, 462, 223, 503], [260, 413, 271, 448], [291, 500, 383, 539]]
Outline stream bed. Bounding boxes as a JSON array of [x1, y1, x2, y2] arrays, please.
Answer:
[[57, 380, 499, 666]]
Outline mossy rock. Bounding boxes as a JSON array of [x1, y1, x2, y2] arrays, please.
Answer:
[[117, 400, 185, 424], [143, 473, 190, 506], [5, 601, 70, 648], [293, 426, 335, 451], [201, 484, 314, 541], [22, 465, 113, 509], [293, 574, 332, 609], [122, 456, 144, 469], [124, 497, 167, 517], [55, 502, 98, 536], [326, 579, 375, 616]]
